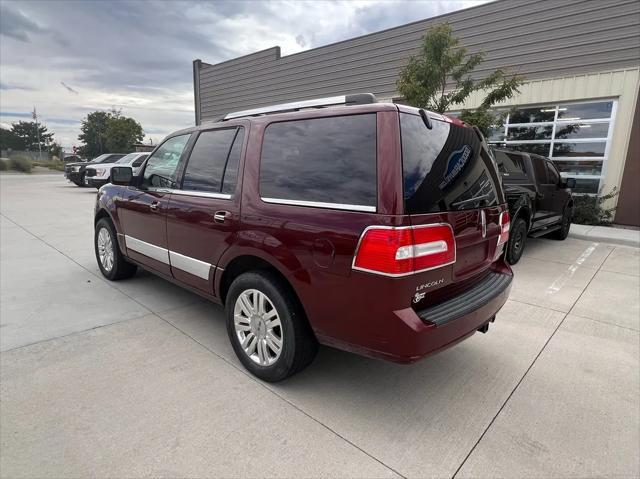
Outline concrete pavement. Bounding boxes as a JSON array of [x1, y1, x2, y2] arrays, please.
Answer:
[[1, 174, 638, 478]]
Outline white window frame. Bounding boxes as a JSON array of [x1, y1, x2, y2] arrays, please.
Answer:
[[483, 99, 617, 194]]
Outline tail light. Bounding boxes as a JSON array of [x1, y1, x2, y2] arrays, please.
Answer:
[[497, 211, 510, 247], [353, 224, 456, 277]]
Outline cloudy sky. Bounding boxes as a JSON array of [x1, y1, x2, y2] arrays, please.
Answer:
[[0, 0, 486, 150]]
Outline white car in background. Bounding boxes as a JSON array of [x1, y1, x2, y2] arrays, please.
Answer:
[[85, 152, 149, 188]]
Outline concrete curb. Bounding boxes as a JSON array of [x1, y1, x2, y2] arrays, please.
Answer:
[[569, 224, 640, 248]]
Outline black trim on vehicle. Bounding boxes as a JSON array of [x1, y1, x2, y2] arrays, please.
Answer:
[[417, 271, 512, 326]]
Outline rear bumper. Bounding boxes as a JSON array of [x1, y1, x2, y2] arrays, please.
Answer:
[[319, 265, 513, 363]]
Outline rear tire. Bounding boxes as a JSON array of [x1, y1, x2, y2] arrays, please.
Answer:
[[94, 218, 137, 280], [506, 217, 527, 265], [226, 271, 317, 382], [552, 205, 571, 240]]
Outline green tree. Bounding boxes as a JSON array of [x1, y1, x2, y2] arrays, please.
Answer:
[[397, 23, 523, 136], [78, 111, 111, 158], [78, 110, 144, 157], [8, 121, 54, 151], [49, 141, 63, 158], [104, 114, 144, 152], [0, 127, 25, 150]]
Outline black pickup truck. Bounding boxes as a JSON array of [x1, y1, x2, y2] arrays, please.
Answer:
[[492, 147, 575, 264]]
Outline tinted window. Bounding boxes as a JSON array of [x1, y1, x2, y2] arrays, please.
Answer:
[[494, 150, 527, 175], [553, 142, 606, 158], [555, 122, 609, 140], [182, 128, 238, 193], [401, 113, 503, 213], [557, 101, 613, 121], [531, 156, 548, 183], [546, 161, 560, 184], [260, 115, 376, 207], [132, 155, 147, 167], [509, 143, 551, 156], [509, 107, 555, 123], [507, 125, 553, 141], [222, 129, 244, 195], [142, 134, 190, 189]]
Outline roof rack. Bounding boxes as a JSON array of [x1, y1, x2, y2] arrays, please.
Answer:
[[222, 93, 377, 120]]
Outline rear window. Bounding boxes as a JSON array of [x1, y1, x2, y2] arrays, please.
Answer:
[[260, 114, 376, 208], [493, 150, 527, 176], [401, 113, 504, 214]]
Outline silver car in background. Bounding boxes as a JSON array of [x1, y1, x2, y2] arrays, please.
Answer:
[[85, 152, 149, 188]]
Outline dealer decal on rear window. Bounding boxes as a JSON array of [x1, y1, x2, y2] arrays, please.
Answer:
[[439, 144, 472, 189]]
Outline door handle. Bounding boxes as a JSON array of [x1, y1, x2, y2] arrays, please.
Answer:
[[213, 210, 230, 223], [150, 201, 159, 211]]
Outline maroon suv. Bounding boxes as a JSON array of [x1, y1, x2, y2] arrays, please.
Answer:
[[94, 94, 513, 381]]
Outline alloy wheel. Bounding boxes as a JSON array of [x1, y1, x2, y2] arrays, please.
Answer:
[[234, 289, 283, 366], [97, 227, 114, 272]]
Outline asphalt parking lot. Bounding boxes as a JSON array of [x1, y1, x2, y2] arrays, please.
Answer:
[[1, 173, 638, 478]]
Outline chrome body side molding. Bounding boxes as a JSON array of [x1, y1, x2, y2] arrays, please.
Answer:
[[125, 235, 169, 264], [261, 197, 376, 213], [124, 235, 213, 280], [169, 250, 212, 280]]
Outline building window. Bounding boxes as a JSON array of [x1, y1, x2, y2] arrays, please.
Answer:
[[485, 100, 616, 194]]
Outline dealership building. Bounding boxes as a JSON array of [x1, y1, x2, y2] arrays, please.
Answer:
[[193, 0, 640, 226]]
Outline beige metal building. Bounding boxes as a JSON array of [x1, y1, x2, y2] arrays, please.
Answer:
[[193, 0, 640, 225]]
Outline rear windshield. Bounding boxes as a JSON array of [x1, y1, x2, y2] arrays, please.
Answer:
[[400, 112, 504, 214], [493, 149, 529, 181], [494, 150, 526, 175]]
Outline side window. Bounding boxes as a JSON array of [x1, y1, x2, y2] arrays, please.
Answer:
[[531, 157, 548, 184], [142, 134, 190, 189], [260, 114, 377, 208], [546, 161, 560, 185], [132, 155, 147, 167], [182, 128, 239, 193], [221, 128, 244, 195]]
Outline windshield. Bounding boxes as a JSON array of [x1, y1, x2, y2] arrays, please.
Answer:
[[116, 153, 138, 164], [400, 112, 504, 213], [89, 154, 110, 164]]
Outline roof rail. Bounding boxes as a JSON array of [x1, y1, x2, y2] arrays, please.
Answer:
[[222, 93, 376, 120]]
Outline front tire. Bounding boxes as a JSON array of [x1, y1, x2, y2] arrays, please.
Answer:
[[506, 217, 527, 265], [552, 205, 571, 240], [94, 218, 137, 280], [226, 271, 317, 382]]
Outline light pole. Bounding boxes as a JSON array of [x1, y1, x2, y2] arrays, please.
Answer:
[[32, 107, 42, 161]]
